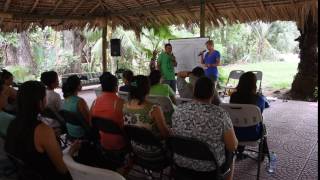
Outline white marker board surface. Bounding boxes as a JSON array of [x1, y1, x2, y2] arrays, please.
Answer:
[[169, 37, 209, 72]]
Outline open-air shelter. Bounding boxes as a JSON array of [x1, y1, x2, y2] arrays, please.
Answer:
[[0, 0, 318, 99]]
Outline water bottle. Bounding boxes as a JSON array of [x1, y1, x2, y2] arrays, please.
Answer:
[[267, 152, 277, 173]]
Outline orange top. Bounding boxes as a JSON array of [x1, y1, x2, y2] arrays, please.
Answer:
[[91, 92, 125, 150]]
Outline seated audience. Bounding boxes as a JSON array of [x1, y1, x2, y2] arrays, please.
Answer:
[[119, 70, 134, 92], [172, 77, 238, 180], [62, 75, 90, 138], [5, 81, 71, 180], [123, 75, 170, 139], [0, 81, 15, 136], [177, 66, 221, 105], [41, 71, 62, 112], [230, 71, 270, 158], [149, 70, 176, 104], [91, 72, 126, 150], [0, 69, 17, 112]]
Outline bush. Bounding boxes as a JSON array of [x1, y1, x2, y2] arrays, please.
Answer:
[[6, 66, 36, 83]]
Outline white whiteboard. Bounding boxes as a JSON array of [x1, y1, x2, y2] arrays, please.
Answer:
[[170, 37, 209, 72]]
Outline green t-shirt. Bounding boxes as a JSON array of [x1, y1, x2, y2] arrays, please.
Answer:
[[0, 111, 15, 136], [150, 84, 175, 97], [158, 52, 175, 80]]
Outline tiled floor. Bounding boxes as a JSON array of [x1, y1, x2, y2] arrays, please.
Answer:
[[0, 89, 318, 180]]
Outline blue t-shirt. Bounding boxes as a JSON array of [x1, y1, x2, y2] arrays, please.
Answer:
[[204, 50, 220, 78]]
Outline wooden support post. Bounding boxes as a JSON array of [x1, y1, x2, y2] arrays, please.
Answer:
[[200, 0, 206, 37], [102, 25, 107, 72]]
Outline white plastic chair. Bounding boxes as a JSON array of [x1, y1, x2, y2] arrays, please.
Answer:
[[249, 71, 263, 93], [176, 97, 193, 105], [221, 70, 245, 97], [220, 103, 265, 180], [63, 148, 126, 180], [146, 95, 175, 126]]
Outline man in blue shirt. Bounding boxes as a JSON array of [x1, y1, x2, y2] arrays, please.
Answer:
[[200, 40, 221, 88]]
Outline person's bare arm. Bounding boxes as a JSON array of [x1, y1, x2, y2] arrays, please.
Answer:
[[78, 98, 91, 123], [224, 128, 238, 152], [151, 106, 171, 138], [36, 124, 68, 174], [177, 71, 189, 78]]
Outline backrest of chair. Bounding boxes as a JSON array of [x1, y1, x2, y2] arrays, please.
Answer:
[[124, 125, 162, 147], [250, 71, 263, 81], [118, 91, 129, 101], [63, 150, 126, 180], [146, 95, 174, 113], [91, 117, 123, 135], [168, 136, 217, 163], [220, 103, 263, 127], [42, 108, 67, 132], [176, 97, 192, 105], [228, 70, 245, 80], [58, 110, 82, 126]]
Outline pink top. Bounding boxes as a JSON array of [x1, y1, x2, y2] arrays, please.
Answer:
[[91, 92, 125, 150]]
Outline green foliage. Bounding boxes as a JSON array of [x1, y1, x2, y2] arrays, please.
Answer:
[[6, 66, 35, 82]]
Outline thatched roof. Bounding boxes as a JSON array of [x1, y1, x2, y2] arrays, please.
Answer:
[[0, 0, 318, 32]]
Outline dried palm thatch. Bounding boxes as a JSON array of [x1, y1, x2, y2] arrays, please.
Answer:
[[0, 0, 317, 33]]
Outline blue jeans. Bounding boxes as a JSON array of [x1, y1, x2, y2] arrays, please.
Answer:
[[163, 80, 176, 92]]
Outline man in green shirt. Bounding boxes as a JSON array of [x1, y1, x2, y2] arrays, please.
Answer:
[[157, 43, 177, 92]]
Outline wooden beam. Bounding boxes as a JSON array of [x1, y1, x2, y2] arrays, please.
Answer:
[[30, 0, 40, 13], [88, 3, 101, 15], [69, 0, 85, 15], [0, 0, 11, 24], [0, 11, 12, 18], [200, 0, 205, 37], [50, 0, 63, 15], [102, 25, 107, 72]]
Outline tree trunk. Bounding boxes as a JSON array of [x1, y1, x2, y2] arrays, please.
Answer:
[[3, 44, 19, 66], [290, 14, 318, 101], [18, 32, 36, 73]]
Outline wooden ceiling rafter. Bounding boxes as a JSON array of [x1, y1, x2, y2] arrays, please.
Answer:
[[29, 0, 40, 13], [50, 0, 63, 15], [0, 0, 12, 24]]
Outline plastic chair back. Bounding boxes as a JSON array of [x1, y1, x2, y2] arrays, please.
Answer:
[[91, 117, 123, 135], [124, 125, 162, 147], [146, 95, 174, 115], [63, 149, 126, 180], [220, 103, 263, 127], [168, 136, 217, 162]]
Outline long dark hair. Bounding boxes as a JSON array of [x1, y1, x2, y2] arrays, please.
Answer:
[[193, 77, 213, 100], [1, 69, 13, 81], [129, 75, 150, 105], [17, 81, 46, 128], [100, 72, 118, 92], [62, 75, 81, 98], [231, 72, 258, 104], [149, 70, 161, 86]]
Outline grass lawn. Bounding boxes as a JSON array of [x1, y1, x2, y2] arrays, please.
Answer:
[[219, 61, 299, 90]]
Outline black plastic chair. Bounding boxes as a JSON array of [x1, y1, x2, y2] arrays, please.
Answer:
[[42, 108, 67, 134], [167, 135, 231, 180], [58, 110, 93, 141], [6, 153, 43, 180], [91, 117, 129, 170], [124, 125, 172, 180]]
